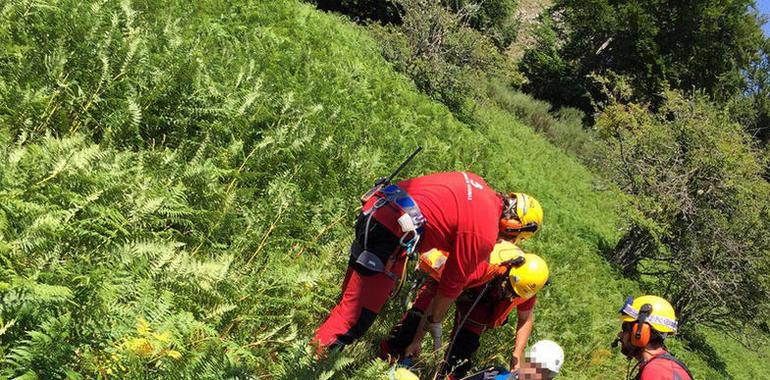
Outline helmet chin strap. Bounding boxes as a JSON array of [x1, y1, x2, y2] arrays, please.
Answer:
[[626, 359, 641, 380]]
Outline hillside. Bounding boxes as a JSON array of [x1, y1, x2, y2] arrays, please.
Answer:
[[1, 0, 768, 379]]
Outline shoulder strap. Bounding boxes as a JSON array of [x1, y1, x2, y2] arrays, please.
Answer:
[[651, 353, 694, 380]]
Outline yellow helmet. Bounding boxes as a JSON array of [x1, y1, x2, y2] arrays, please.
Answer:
[[499, 193, 543, 243], [508, 253, 549, 300], [489, 240, 525, 266], [620, 295, 678, 334], [389, 367, 419, 380]]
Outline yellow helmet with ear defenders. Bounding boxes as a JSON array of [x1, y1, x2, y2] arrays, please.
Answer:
[[499, 193, 543, 243]]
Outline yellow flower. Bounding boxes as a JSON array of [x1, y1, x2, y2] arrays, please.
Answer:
[[165, 349, 182, 359], [152, 331, 171, 343], [125, 337, 154, 358], [136, 318, 152, 335]]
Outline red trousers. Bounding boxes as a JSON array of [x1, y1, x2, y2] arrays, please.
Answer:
[[313, 257, 406, 350], [381, 281, 514, 378]]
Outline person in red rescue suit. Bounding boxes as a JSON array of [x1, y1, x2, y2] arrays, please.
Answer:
[[616, 295, 693, 380], [312, 171, 544, 352], [379, 242, 550, 379]]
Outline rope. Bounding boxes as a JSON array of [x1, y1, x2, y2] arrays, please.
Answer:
[[434, 282, 492, 379]]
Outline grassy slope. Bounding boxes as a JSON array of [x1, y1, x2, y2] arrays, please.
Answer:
[[1, 0, 768, 378], [257, 3, 770, 378]]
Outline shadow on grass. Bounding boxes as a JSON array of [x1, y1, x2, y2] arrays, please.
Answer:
[[681, 330, 732, 379]]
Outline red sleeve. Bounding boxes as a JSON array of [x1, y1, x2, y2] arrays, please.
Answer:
[[517, 295, 537, 311], [437, 232, 493, 299]]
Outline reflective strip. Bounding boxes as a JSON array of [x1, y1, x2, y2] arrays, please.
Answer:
[[621, 304, 678, 331]]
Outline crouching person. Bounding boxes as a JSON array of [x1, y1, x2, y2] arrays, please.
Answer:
[[312, 172, 543, 354], [380, 241, 550, 379]]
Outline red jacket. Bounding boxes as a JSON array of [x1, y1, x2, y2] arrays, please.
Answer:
[[639, 351, 692, 380], [368, 171, 503, 299]]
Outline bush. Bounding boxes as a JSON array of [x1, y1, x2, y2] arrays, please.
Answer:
[[308, 0, 518, 50], [368, 0, 520, 113], [310, 0, 402, 24], [443, 0, 519, 49], [595, 90, 770, 332]]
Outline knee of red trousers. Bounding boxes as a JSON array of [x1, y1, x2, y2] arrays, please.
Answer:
[[313, 263, 402, 351]]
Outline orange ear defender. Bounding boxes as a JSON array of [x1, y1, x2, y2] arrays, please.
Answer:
[[498, 193, 543, 242], [498, 219, 539, 237], [631, 304, 653, 347]]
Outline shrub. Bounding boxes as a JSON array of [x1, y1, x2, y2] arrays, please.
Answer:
[[307, 0, 518, 50], [443, 0, 519, 49], [368, 0, 519, 113], [310, 0, 402, 24], [595, 90, 770, 332]]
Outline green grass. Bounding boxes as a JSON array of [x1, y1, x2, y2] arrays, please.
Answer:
[[0, 0, 767, 378]]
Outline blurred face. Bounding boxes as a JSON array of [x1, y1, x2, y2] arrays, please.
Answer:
[[519, 359, 554, 380], [500, 275, 517, 300], [618, 322, 638, 357]]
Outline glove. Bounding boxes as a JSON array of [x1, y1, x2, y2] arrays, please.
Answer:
[[425, 316, 442, 350]]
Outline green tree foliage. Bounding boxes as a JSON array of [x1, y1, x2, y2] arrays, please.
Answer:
[[312, 0, 403, 24], [595, 90, 770, 332], [442, 0, 519, 49], [368, 0, 519, 113], [309, 0, 518, 49], [521, 0, 765, 114], [729, 36, 770, 145]]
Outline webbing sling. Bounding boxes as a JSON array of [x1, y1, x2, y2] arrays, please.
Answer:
[[655, 353, 693, 380]]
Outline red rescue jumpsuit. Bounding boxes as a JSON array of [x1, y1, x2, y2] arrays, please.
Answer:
[[381, 275, 535, 378], [312, 172, 503, 351]]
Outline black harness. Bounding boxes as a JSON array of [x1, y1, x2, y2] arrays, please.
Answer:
[[351, 184, 425, 275]]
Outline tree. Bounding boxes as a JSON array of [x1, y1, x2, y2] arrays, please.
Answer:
[[443, 0, 519, 49], [730, 36, 770, 145], [521, 0, 765, 116], [368, 0, 517, 112], [595, 90, 770, 332]]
